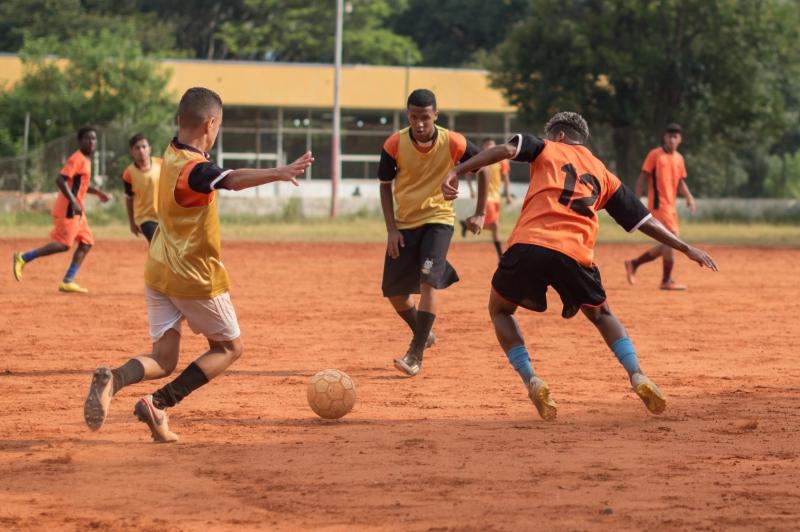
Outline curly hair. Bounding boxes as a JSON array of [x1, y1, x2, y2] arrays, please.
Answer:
[[544, 112, 590, 143]]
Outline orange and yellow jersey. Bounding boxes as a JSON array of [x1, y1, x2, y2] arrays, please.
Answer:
[[145, 138, 233, 299], [487, 159, 510, 203], [507, 134, 651, 266], [122, 157, 162, 226], [378, 126, 479, 230], [52, 150, 91, 218], [642, 146, 687, 232]]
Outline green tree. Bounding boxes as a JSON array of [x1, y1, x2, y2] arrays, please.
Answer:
[[489, 0, 800, 193]]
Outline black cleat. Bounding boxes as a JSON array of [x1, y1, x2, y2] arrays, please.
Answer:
[[393, 349, 422, 376]]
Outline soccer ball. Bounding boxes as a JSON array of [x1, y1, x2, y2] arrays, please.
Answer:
[[307, 369, 356, 419]]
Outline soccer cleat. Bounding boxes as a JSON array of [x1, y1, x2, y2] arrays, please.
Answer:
[[134, 395, 179, 443], [459, 220, 468, 238], [393, 349, 422, 377], [84, 367, 113, 431], [631, 373, 666, 415], [425, 331, 436, 349], [59, 281, 89, 293], [660, 280, 687, 291], [624, 260, 636, 285], [528, 376, 557, 421], [12, 252, 25, 281]]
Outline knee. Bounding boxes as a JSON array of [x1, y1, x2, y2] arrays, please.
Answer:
[[227, 341, 243, 363], [583, 304, 612, 324], [54, 242, 69, 252]]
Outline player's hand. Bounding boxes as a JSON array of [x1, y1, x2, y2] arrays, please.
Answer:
[[442, 170, 459, 200], [687, 197, 697, 215], [387, 229, 404, 259], [277, 151, 314, 185], [129, 222, 141, 237], [684, 246, 718, 272], [97, 191, 110, 203], [465, 214, 485, 235], [72, 201, 83, 217]]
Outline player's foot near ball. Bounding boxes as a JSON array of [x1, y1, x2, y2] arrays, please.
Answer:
[[134, 395, 179, 443], [660, 279, 687, 291], [12, 252, 25, 281], [84, 367, 113, 431], [393, 350, 422, 376], [528, 376, 557, 421], [59, 281, 89, 293], [459, 220, 468, 238], [425, 331, 436, 349], [631, 372, 666, 415], [624, 260, 636, 285]]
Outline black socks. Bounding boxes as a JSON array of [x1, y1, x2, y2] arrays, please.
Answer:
[[397, 306, 418, 333], [410, 311, 436, 357], [152, 362, 209, 410], [111, 359, 145, 395]]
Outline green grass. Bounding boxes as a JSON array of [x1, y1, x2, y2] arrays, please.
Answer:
[[2, 209, 799, 246]]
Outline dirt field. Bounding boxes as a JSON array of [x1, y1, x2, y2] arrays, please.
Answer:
[[1, 238, 799, 531]]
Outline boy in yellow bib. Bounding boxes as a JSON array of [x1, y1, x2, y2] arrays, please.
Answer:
[[122, 133, 161, 242], [83, 87, 313, 442], [378, 89, 482, 376]]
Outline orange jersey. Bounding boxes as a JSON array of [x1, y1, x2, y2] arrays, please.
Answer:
[[507, 135, 630, 266], [52, 150, 91, 218], [642, 147, 687, 232]]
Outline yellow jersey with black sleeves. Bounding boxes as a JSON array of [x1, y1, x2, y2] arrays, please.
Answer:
[[486, 159, 510, 203], [145, 138, 232, 299], [122, 157, 162, 226], [378, 126, 479, 230]]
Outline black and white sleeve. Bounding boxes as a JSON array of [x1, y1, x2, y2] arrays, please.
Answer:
[[188, 162, 233, 193], [507, 133, 546, 163], [377, 149, 398, 182], [605, 183, 652, 232]]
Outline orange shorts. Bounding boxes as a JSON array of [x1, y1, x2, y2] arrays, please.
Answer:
[[484, 200, 501, 226], [653, 210, 679, 236], [50, 215, 94, 247]]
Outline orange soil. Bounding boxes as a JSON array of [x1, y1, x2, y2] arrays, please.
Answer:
[[1, 238, 799, 530]]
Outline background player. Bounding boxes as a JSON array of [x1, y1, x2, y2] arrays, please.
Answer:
[[122, 133, 162, 242], [460, 138, 512, 258], [378, 88, 482, 376], [443, 112, 717, 420], [83, 87, 313, 442], [625, 123, 697, 290], [12, 126, 110, 293]]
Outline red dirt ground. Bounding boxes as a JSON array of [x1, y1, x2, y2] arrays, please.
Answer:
[[1, 238, 799, 531]]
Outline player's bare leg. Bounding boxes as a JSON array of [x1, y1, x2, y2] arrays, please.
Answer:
[[135, 337, 243, 443], [489, 289, 556, 420], [625, 244, 662, 285], [388, 294, 436, 349], [488, 222, 503, 259], [659, 245, 687, 290], [84, 329, 181, 431], [393, 284, 437, 376], [581, 303, 666, 414], [13, 242, 69, 281]]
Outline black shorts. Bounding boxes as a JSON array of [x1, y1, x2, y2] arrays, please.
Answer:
[[382, 223, 459, 297], [491, 243, 606, 319], [140, 221, 158, 242]]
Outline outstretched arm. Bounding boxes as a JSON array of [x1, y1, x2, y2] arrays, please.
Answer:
[[639, 217, 717, 270], [678, 179, 696, 214], [442, 144, 515, 200], [219, 152, 313, 191]]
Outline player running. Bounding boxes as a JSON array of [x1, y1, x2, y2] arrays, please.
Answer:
[[122, 133, 162, 242], [83, 87, 313, 442], [12, 126, 110, 293], [379, 88, 483, 376], [460, 138, 512, 258], [625, 123, 697, 290], [442, 112, 718, 420]]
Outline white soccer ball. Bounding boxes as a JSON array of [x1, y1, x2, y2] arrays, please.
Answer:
[[307, 369, 357, 419]]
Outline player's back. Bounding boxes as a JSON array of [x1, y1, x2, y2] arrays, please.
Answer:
[[509, 139, 621, 266]]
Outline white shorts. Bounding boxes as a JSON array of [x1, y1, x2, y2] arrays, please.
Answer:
[[146, 287, 241, 343]]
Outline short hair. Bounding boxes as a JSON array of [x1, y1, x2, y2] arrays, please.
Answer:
[[544, 112, 590, 143], [407, 89, 437, 110], [77, 126, 97, 141], [128, 133, 148, 148], [178, 87, 223, 129], [665, 123, 682, 134]]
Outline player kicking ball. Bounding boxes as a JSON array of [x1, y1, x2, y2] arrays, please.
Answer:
[[83, 87, 313, 442], [443, 112, 718, 420]]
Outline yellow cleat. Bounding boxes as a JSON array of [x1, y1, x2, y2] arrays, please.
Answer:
[[631, 373, 666, 415], [12, 252, 25, 281], [528, 376, 557, 421], [58, 281, 89, 294]]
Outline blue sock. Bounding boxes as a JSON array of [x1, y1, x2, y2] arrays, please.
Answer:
[[63, 262, 80, 283], [611, 337, 640, 376], [21, 250, 39, 263], [506, 345, 534, 384]]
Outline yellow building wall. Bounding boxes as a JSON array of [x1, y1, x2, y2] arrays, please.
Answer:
[[0, 55, 513, 113]]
